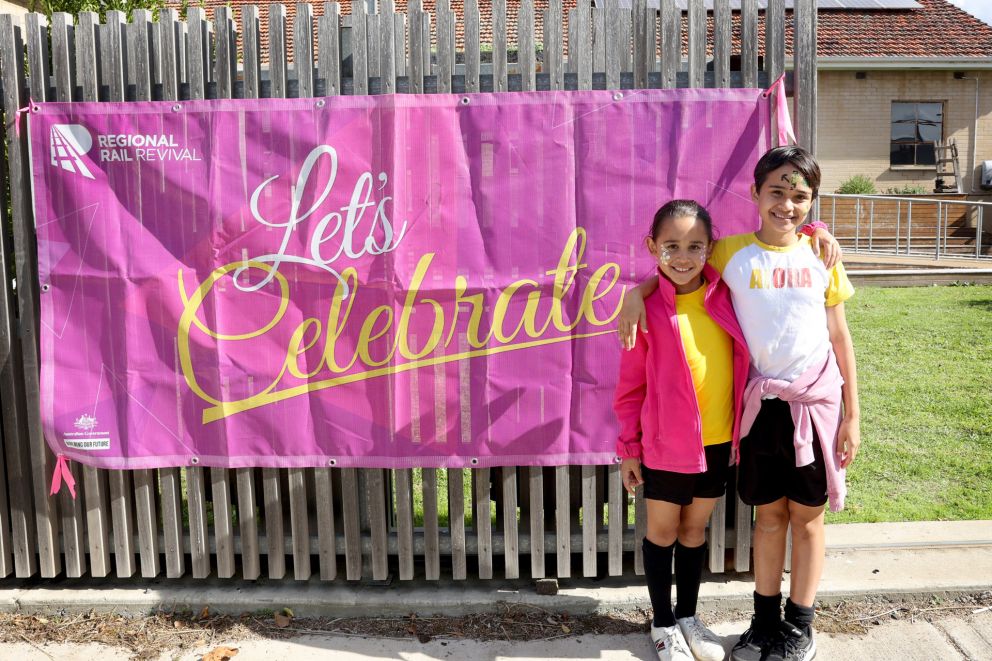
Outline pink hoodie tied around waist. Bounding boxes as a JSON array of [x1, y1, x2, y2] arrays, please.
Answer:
[[740, 349, 847, 512]]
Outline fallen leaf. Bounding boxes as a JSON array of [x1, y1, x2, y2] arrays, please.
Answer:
[[35, 616, 49, 625], [174, 620, 183, 629], [202, 645, 239, 661], [199, 606, 211, 620], [281, 607, 294, 618], [561, 625, 571, 634], [273, 613, 291, 628], [417, 633, 432, 644]]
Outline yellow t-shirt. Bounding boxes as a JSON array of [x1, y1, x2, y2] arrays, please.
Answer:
[[675, 287, 734, 446]]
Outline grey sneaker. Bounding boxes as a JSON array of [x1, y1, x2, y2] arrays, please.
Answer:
[[766, 621, 816, 661], [730, 616, 777, 661]]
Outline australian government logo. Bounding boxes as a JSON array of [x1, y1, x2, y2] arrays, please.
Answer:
[[63, 413, 111, 450], [50, 123, 202, 176]]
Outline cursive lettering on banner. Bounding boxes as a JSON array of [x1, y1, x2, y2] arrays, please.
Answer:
[[177, 228, 624, 423]]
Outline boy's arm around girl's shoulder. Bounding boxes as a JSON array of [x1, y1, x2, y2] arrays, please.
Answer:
[[613, 327, 649, 460]]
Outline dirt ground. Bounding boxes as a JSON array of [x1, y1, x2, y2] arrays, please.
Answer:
[[2, 591, 989, 660]]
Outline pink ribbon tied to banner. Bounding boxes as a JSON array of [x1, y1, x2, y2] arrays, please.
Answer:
[[50, 454, 77, 499], [11, 98, 34, 138], [764, 73, 797, 146]]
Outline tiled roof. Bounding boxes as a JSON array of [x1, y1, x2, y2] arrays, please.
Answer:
[[165, 0, 992, 63]]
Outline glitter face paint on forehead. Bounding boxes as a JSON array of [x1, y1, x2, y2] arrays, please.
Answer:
[[782, 170, 809, 190]]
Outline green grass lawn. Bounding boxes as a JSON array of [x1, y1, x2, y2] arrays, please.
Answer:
[[828, 284, 992, 523]]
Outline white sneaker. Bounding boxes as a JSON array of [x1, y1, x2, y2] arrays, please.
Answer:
[[677, 615, 726, 661], [651, 623, 694, 661]]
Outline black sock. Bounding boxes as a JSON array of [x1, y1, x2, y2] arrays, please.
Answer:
[[754, 591, 783, 629], [673, 541, 707, 620], [643, 538, 676, 628], [785, 598, 815, 633]]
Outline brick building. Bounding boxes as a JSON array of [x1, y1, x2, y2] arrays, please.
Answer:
[[165, 0, 992, 193]]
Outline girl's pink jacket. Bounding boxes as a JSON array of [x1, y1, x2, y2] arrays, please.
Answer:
[[613, 265, 750, 473]]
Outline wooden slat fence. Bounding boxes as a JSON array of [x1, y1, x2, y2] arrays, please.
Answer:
[[0, 0, 817, 581]]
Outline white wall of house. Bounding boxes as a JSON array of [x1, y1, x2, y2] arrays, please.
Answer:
[[817, 69, 992, 196]]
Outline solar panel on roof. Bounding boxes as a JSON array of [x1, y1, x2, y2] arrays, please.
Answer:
[[632, 0, 922, 9]]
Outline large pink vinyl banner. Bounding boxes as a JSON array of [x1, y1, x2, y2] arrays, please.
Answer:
[[28, 89, 769, 470]]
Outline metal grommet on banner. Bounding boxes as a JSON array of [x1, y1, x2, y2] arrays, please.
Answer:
[[172, 103, 181, 112], [613, 92, 623, 101], [327, 458, 337, 466], [470, 457, 479, 466], [613, 456, 622, 464], [460, 97, 470, 105], [32, 104, 40, 112], [41, 283, 50, 292], [315, 99, 325, 108], [190, 456, 200, 465]]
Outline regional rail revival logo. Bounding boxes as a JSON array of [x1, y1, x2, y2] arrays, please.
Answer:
[[49, 124, 94, 179]]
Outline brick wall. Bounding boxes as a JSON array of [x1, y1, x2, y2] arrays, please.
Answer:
[[816, 69, 992, 195]]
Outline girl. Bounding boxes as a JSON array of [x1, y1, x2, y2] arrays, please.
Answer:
[[614, 200, 749, 661], [619, 147, 860, 661]]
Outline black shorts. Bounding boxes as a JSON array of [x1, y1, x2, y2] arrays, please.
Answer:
[[737, 397, 828, 508], [641, 442, 731, 505]]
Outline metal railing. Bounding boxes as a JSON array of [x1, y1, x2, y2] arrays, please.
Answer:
[[819, 193, 992, 261]]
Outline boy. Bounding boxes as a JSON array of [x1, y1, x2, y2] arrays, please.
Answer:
[[619, 146, 860, 661]]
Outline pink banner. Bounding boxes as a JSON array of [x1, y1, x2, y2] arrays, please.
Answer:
[[29, 89, 769, 469]]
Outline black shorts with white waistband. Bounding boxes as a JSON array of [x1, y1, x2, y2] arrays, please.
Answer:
[[640, 442, 731, 506], [737, 397, 829, 508]]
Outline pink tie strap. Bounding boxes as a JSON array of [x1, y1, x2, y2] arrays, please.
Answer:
[[763, 74, 797, 147], [50, 454, 77, 499], [11, 98, 34, 138]]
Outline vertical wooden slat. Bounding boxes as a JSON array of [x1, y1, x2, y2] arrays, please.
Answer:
[[69, 11, 111, 580], [794, 0, 817, 152], [544, 0, 563, 93], [518, 0, 534, 92], [125, 9, 163, 580], [475, 468, 493, 579], [686, 0, 705, 89], [741, 0, 758, 88], [312, 5, 340, 582], [260, 3, 288, 581], [541, 0, 569, 580], [314, 467, 337, 579], [659, 0, 678, 90], [22, 11, 62, 579], [407, 0, 423, 94], [619, 8, 632, 73], [436, 0, 454, 94], [318, 3, 342, 95], [607, 463, 623, 575], [708, 495, 726, 573], [232, 7, 260, 583], [366, 13, 381, 78], [98, 10, 138, 579], [184, 6, 211, 579], [500, 467, 517, 578], [766, 0, 785, 82], [713, 0, 730, 89], [604, 8, 621, 90], [48, 11, 87, 579], [574, 1, 591, 91], [394, 469, 414, 579], [633, 486, 646, 575], [155, 7, 186, 580], [528, 466, 544, 578], [632, 0, 649, 90], [294, 3, 314, 96], [592, 7, 605, 74], [365, 469, 388, 580], [735, 496, 752, 572], [422, 468, 440, 580], [0, 14, 40, 580], [352, 0, 369, 94], [492, 0, 507, 92], [463, 0, 480, 92], [380, 0, 396, 94], [341, 468, 362, 579]]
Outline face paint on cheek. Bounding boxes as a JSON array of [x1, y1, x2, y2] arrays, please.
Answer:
[[659, 249, 673, 264]]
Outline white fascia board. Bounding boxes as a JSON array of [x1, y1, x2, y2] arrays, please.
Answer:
[[804, 57, 992, 70]]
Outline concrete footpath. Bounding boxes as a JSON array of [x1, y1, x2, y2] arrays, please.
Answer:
[[1, 521, 991, 660]]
